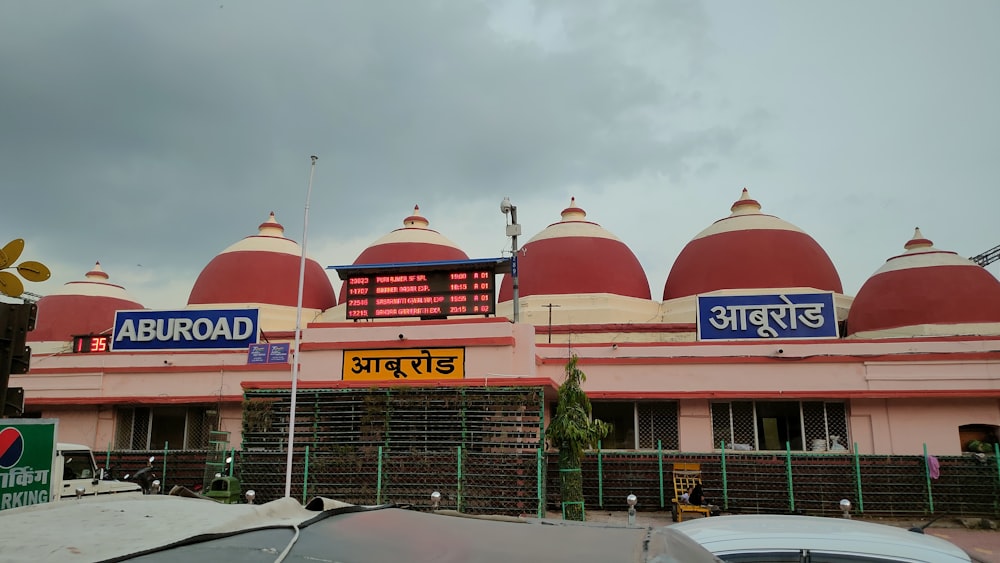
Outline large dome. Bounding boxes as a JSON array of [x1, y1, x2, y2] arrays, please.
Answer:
[[339, 205, 468, 303], [30, 263, 144, 342], [498, 198, 650, 301], [663, 189, 843, 300], [847, 229, 1000, 336], [188, 212, 336, 310]]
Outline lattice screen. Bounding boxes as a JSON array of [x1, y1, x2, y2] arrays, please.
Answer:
[[637, 402, 678, 449], [713, 401, 848, 451], [115, 406, 217, 450]]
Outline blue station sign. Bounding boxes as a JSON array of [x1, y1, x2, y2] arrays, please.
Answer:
[[697, 293, 838, 341], [112, 309, 260, 351]]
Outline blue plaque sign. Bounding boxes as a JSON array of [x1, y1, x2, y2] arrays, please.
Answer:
[[247, 343, 269, 364], [267, 343, 290, 363], [113, 309, 260, 351], [247, 342, 290, 364], [697, 293, 838, 341]]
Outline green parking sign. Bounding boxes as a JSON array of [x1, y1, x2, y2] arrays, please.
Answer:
[[0, 419, 57, 510]]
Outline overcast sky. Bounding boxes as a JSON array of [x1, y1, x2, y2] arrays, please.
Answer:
[[3, 1, 998, 309]]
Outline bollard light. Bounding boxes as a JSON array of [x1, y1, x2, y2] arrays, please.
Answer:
[[246, 489, 256, 504], [839, 499, 852, 519], [431, 491, 441, 510], [151, 479, 161, 495], [627, 494, 638, 527]]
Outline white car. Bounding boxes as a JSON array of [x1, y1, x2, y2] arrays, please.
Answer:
[[0, 495, 725, 562], [671, 514, 976, 562]]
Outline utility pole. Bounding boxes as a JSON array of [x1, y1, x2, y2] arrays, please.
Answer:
[[285, 156, 319, 498]]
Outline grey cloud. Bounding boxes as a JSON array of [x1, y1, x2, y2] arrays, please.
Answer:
[[23, 1, 995, 309]]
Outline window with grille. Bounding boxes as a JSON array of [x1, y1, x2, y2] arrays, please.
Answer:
[[591, 401, 678, 450], [711, 401, 848, 452], [115, 406, 217, 450]]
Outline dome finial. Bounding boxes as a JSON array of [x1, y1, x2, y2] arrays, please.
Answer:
[[403, 205, 430, 228], [904, 227, 934, 251], [729, 188, 762, 216], [560, 196, 587, 221], [257, 212, 285, 236], [85, 262, 109, 280]]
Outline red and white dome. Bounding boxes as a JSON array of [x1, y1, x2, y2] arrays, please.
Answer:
[[663, 189, 843, 300], [498, 198, 650, 301], [339, 205, 468, 302], [847, 229, 1000, 336], [30, 262, 144, 342], [188, 212, 336, 310]]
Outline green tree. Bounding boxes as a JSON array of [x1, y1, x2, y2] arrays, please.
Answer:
[[547, 354, 610, 521]]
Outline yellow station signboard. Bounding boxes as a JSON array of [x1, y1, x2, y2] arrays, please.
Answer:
[[343, 348, 465, 381]]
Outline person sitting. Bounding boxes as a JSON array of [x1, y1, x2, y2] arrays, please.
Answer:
[[684, 483, 707, 506], [682, 484, 720, 516]]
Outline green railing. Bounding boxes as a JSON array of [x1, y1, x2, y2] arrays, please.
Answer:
[[211, 385, 1000, 517], [97, 442, 1000, 519], [96, 448, 228, 493], [239, 445, 543, 517], [552, 441, 1000, 519]]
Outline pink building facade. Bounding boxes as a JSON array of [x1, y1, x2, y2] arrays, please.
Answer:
[[15, 192, 1000, 457]]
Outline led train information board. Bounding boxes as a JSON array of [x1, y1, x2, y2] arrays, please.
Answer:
[[331, 258, 509, 321], [345, 270, 494, 319]]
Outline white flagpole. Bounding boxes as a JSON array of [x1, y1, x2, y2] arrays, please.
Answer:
[[285, 155, 318, 499]]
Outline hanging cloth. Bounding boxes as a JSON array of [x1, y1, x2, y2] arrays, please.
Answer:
[[926, 454, 941, 480]]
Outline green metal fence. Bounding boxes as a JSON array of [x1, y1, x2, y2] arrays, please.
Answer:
[[97, 388, 1000, 520], [549, 441, 1000, 519], [97, 442, 1000, 519], [96, 448, 230, 493]]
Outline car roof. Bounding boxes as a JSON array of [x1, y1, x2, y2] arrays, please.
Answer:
[[0, 495, 722, 563], [671, 514, 971, 562], [56, 442, 91, 451]]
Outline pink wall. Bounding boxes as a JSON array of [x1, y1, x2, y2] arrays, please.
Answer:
[[851, 397, 1000, 455], [40, 406, 101, 446], [13, 318, 1000, 456], [678, 400, 714, 451], [300, 318, 537, 382], [535, 339, 1000, 400], [220, 403, 244, 447]]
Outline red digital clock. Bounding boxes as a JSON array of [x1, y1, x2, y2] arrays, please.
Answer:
[[72, 335, 111, 353]]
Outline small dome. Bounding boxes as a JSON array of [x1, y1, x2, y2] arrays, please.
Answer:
[[663, 189, 843, 300], [188, 212, 336, 309], [339, 205, 469, 302], [30, 263, 144, 342], [498, 197, 650, 301], [847, 229, 1000, 336]]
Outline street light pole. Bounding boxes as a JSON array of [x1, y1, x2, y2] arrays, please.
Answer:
[[285, 155, 318, 499], [501, 197, 521, 323]]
